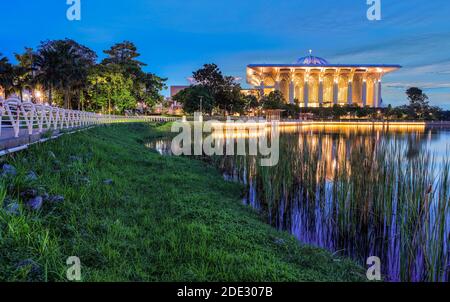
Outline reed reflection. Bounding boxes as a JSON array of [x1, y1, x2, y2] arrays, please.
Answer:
[[215, 125, 449, 282]]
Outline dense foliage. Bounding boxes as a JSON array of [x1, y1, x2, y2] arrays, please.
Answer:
[[173, 64, 255, 115], [0, 40, 166, 113]]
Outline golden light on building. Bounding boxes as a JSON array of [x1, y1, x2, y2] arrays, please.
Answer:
[[246, 52, 401, 108]]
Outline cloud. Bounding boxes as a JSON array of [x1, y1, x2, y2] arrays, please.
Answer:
[[396, 61, 450, 76], [385, 82, 450, 90]]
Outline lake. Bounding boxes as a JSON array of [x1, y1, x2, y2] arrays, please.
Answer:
[[148, 123, 450, 282]]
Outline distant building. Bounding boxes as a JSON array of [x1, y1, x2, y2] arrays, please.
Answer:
[[164, 85, 189, 115], [246, 52, 401, 108], [170, 86, 190, 97]]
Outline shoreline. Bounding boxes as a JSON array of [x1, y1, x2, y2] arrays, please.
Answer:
[[0, 122, 365, 282]]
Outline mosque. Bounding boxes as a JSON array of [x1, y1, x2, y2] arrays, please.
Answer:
[[245, 51, 401, 108]]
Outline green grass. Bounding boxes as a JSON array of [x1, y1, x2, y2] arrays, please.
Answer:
[[0, 123, 364, 282]]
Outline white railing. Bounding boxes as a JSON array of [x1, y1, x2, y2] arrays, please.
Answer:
[[0, 97, 179, 139]]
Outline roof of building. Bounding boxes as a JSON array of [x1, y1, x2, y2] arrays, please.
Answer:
[[296, 55, 329, 65], [247, 52, 401, 69], [247, 63, 402, 68]]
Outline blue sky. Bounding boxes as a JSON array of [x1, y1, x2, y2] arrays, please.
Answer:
[[1, 0, 450, 108]]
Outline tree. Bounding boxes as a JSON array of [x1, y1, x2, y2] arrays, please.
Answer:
[[172, 85, 214, 114], [192, 63, 225, 96], [356, 106, 370, 118], [442, 110, 450, 121], [407, 87, 429, 108], [216, 81, 243, 114], [191, 64, 243, 114], [284, 104, 301, 119], [332, 104, 347, 119], [406, 87, 429, 119], [34, 39, 97, 108], [9, 48, 36, 101], [86, 66, 136, 114], [101, 41, 166, 109], [0, 53, 14, 99], [138, 72, 167, 108], [261, 91, 285, 110], [242, 94, 259, 114], [102, 41, 146, 76]]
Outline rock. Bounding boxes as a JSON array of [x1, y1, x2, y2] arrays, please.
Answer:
[[1, 164, 17, 177], [103, 179, 114, 185], [20, 188, 39, 199], [26, 196, 43, 211], [25, 171, 39, 182], [48, 195, 65, 204], [42, 192, 50, 201], [16, 259, 42, 281]]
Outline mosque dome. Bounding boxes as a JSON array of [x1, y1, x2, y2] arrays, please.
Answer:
[[296, 50, 329, 65]]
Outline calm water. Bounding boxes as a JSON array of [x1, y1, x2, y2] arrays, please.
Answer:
[[148, 124, 450, 282]]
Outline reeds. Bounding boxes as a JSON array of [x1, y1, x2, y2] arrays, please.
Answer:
[[216, 129, 450, 282]]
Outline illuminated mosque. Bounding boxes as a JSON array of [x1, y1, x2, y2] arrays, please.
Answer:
[[246, 51, 401, 108]]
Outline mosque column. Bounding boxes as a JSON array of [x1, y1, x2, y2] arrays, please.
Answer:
[[372, 81, 378, 108], [319, 80, 324, 106], [333, 79, 339, 105], [362, 80, 367, 107], [275, 80, 280, 91], [304, 81, 309, 108], [289, 80, 295, 104], [259, 80, 265, 96], [376, 80, 382, 107], [347, 81, 353, 105]]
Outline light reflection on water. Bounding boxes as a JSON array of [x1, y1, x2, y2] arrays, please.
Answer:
[[147, 126, 450, 282]]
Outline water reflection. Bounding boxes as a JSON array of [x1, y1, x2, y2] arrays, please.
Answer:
[[147, 126, 450, 282], [146, 139, 173, 156]]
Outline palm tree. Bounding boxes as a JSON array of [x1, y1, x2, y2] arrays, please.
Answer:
[[33, 45, 61, 105], [34, 39, 97, 108], [13, 48, 35, 101], [0, 53, 14, 99]]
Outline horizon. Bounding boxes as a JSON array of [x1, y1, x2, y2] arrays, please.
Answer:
[[1, 0, 449, 108]]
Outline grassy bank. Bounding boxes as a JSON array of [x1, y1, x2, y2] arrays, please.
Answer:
[[0, 123, 364, 282]]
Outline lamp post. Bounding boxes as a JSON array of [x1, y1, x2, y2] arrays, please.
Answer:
[[198, 96, 204, 123], [35, 90, 42, 104], [199, 96, 203, 113]]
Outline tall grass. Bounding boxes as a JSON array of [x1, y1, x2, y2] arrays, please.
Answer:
[[0, 123, 364, 282], [216, 129, 450, 282]]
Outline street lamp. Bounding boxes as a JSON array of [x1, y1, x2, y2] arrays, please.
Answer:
[[199, 96, 203, 113], [34, 90, 43, 103]]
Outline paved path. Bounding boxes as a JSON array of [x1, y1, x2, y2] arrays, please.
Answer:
[[0, 127, 64, 155]]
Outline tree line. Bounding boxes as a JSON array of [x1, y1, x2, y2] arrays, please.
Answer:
[[0, 40, 166, 114]]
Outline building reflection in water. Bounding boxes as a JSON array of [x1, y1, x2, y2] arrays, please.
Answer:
[[216, 124, 449, 282], [144, 123, 448, 282]]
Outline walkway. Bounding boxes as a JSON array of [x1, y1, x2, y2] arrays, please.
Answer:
[[0, 98, 179, 156]]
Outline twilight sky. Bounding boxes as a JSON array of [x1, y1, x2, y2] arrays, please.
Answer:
[[1, 0, 450, 108]]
